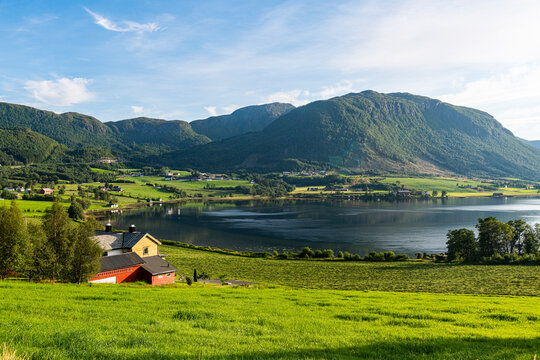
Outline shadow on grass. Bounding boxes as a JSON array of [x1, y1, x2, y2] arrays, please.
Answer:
[[82, 337, 540, 360]]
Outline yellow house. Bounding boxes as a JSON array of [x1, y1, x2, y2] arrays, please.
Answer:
[[94, 224, 162, 258]]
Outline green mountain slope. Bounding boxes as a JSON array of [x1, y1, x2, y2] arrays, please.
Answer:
[[0, 102, 115, 148], [161, 91, 540, 179], [0, 127, 68, 165], [190, 103, 294, 141], [105, 117, 211, 155]]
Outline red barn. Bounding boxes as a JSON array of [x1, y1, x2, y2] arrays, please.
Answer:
[[39, 188, 54, 195]]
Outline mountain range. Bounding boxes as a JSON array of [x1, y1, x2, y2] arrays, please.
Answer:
[[1, 91, 540, 179]]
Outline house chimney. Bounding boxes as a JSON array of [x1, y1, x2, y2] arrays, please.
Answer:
[[105, 223, 112, 232], [129, 224, 136, 233]]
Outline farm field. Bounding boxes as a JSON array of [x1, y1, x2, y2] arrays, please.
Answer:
[[162, 244, 540, 296], [1, 281, 539, 359], [376, 176, 539, 197]]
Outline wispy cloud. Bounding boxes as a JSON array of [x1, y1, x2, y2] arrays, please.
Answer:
[[24, 77, 94, 106], [131, 105, 144, 114], [204, 106, 217, 116], [440, 64, 540, 139], [84, 7, 159, 33]]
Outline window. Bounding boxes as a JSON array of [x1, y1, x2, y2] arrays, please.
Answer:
[[166, 273, 171, 277], [143, 247, 149, 255], [158, 275, 163, 279]]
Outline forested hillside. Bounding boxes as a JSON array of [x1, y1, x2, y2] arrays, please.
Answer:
[[0, 102, 116, 148], [161, 91, 540, 179], [105, 117, 211, 155], [190, 103, 294, 141], [0, 127, 68, 165]]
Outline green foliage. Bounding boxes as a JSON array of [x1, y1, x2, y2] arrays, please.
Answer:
[[42, 201, 74, 280], [446, 228, 477, 261], [0, 127, 68, 165], [0, 201, 28, 278], [69, 220, 102, 283], [476, 217, 514, 257], [68, 201, 85, 220]]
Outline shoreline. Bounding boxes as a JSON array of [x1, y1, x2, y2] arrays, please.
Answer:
[[86, 192, 540, 217]]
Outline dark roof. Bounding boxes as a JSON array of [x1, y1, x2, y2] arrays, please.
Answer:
[[94, 231, 156, 250], [99, 253, 144, 272], [122, 233, 147, 248], [141, 256, 178, 275]]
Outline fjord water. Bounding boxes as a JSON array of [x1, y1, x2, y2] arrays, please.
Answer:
[[104, 197, 540, 255]]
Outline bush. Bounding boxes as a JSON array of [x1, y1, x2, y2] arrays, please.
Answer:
[[185, 276, 193, 286], [395, 253, 409, 261]]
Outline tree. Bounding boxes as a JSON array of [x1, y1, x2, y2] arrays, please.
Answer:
[[476, 217, 514, 257], [69, 220, 102, 283], [446, 228, 477, 261], [507, 219, 528, 254], [27, 223, 52, 280], [68, 201, 85, 220], [299, 247, 314, 258], [42, 201, 73, 281], [432, 190, 438, 197], [441, 190, 447, 198], [523, 224, 540, 254], [0, 201, 28, 278]]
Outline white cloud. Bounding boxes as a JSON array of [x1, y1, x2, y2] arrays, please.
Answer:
[[440, 64, 540, 139], [204, 106, 217, 116], [24, 77, 94, 106], [131, 105, 144, 114], [264, 81, 355, 106], [84, 7, 159, 33]]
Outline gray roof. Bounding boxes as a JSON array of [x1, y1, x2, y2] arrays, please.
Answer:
[[99, 253, 144, 272], [94, 231, 150, 251], [141, 255, 178, 275]]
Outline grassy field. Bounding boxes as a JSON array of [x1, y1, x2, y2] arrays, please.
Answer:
[[1, 281, 539, 359], [162, 244, 540, 296]]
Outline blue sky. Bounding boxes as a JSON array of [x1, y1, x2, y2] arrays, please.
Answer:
[[2, 0, 540, 139]]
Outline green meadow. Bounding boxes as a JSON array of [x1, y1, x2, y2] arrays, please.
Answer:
[[1, 281, 539, 360], [1, 245, 540, 359], [162, 244, 540, 296]]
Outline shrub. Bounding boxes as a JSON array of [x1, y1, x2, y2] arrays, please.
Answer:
[[185, 277, 193, 286], [395, 253, 409, 261]]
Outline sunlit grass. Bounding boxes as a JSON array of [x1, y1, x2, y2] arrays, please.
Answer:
[[0, 281, 538, 359]]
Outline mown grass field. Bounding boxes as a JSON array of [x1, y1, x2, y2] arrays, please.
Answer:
[[376, 176, 539, 197], [162, 244, 540, 296], [1, 281, 539, 359]]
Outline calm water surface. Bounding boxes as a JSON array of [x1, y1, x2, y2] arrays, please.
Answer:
[[103, 197, 540, 255]]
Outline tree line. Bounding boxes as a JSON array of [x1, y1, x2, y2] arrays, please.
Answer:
[[447, 217, 540, 263], [0, 201, 102, 282]]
